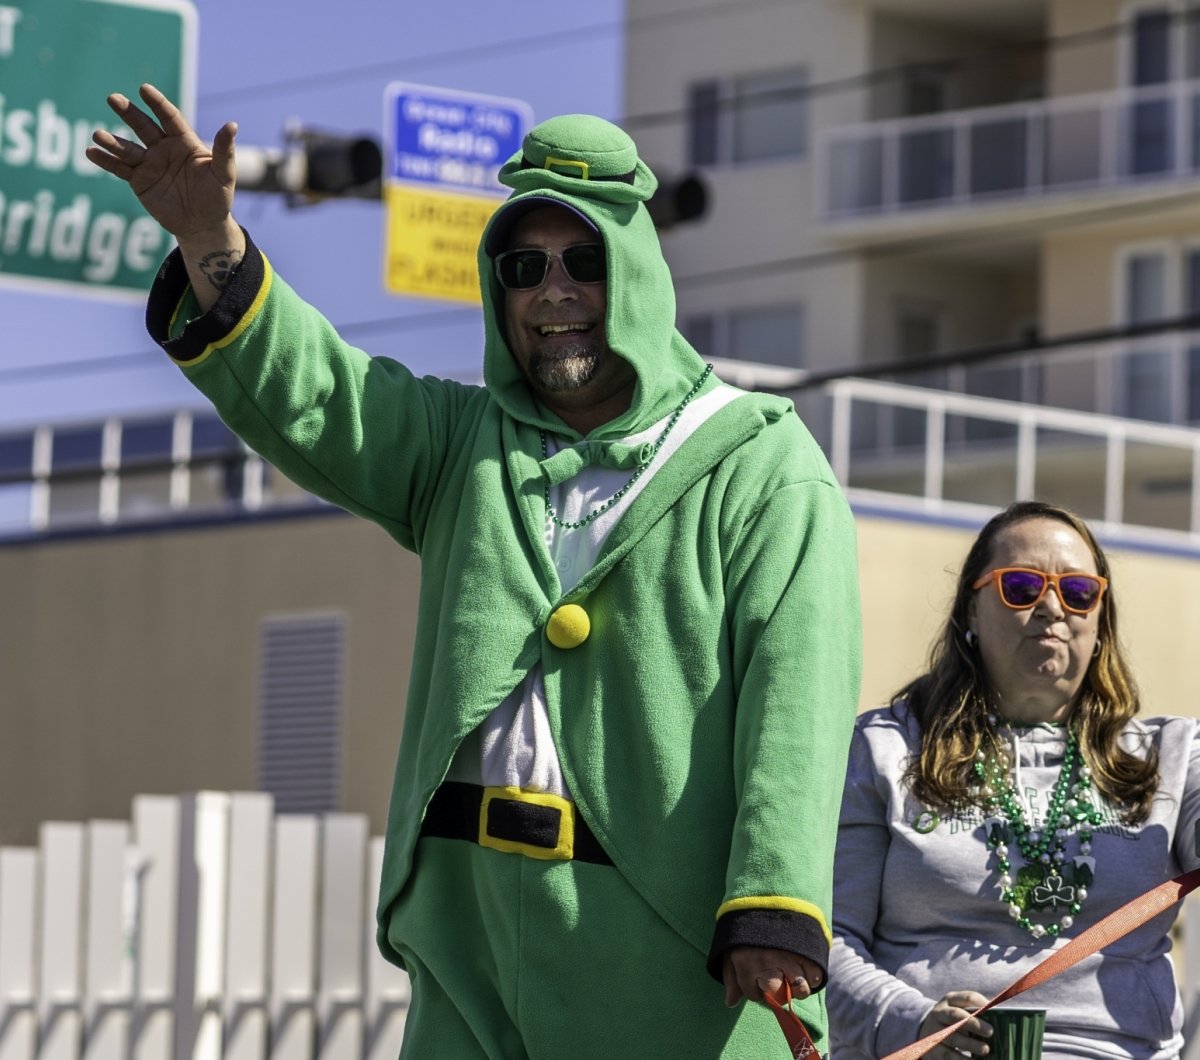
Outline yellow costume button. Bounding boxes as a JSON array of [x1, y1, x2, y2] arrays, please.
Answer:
[[546, 604, 590, 648]]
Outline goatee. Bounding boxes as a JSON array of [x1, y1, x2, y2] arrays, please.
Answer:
[[528, 343, 602, 392]]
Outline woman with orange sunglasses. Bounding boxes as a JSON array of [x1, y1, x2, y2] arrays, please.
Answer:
[[827, 500, 1199, 1058]]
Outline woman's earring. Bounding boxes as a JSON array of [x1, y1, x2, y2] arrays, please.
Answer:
[[964, 629, 978, 649], [1092, 640, 1102, 658]]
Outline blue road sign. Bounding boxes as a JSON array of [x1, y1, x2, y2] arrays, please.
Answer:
[[384, 83, 532, 197]]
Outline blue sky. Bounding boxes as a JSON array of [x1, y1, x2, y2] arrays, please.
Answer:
[[0, 0, 625, 431]]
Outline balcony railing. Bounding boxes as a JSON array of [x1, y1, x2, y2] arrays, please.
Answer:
[[0, 410, 327, 539], [792, 376, 1200, 549], [717, 324, 1200, 429], [880, 327, 1200, 427], [817, 78, 1200, 222], [10, 336, 1200, 550]]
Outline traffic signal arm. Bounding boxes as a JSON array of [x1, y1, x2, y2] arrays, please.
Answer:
[[236, 130, 383, 205]]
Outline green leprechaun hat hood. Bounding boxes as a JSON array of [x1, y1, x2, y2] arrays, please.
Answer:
[[479, 114, 711, 440]]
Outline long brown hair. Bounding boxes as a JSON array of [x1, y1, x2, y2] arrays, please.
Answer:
[[897, 501, 1157, 824]]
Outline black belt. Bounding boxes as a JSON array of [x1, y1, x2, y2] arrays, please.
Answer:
[[420, 781, 613, 865]]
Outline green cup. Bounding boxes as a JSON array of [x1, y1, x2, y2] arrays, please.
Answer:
[[985, 1008, 1046, 1060]]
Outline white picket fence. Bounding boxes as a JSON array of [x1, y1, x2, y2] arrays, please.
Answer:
[[0, 792, 410, 1060], [14, 790, 1200, 1058]]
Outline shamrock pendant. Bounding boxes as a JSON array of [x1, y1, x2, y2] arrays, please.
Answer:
[[1029, 871, 1077, 911]]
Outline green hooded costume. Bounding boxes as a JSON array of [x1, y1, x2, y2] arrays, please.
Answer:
[[145, 114, 862, 1057]]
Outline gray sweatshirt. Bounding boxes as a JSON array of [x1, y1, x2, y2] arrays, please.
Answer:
[[828, 704, 1200, 1059]]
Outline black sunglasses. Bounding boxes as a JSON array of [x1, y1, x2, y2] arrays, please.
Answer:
[[494, 243, 606, 290]]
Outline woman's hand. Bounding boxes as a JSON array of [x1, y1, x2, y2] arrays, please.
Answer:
[[918, 991, 993, 1057]]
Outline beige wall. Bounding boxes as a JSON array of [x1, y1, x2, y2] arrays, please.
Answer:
[[1042, 214, 1200, 336], [3, 507, 1199, 845], [0, 513, 418, 845], [867, 11, 1040, 119], [1048, 0, 1122, 96], [857, 512, 1200, 718], [861, 257, 1037, 363]]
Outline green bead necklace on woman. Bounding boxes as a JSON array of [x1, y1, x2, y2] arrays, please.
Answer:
[[973, 715, 1105, 940]]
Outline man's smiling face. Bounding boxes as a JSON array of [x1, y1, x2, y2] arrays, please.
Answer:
[[502, 205, 635, 420]]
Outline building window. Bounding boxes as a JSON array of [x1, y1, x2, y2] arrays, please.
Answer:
[[258, 613, 346, 814], [1117, 248, 1170, 420], [683, 303, 804, 368], [0, 431, 34, 533], [51, 424, 103, 473], [688, 82, 721, 167], [120, 418, 174, 469], [891, 302, 946, 446], [896, 304, 942, 361], [901, 66, 949, 117], [118, 417, 177, 520], [1185, 247, 1200, 421], [1124, 3, 1200, 172], [47, 423, 105, 528], [1111, 241, 1200, 422], [1126, 249, 1169, 323], [1133, 7, 1173, 85], [1126, 2, 1200, 81], [687, 67, 808, 167], [0, 432, 33, 482]]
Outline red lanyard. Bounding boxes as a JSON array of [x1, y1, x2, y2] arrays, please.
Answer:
[[881, 866, 1200, 1059], [764, 979, 821, 1058]]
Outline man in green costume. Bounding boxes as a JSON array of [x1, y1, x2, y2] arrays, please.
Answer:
[[89, 85, 862, 1058]]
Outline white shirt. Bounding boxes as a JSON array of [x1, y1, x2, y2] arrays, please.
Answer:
[[445, 383, 741, 798]]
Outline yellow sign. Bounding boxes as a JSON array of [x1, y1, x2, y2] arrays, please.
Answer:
[[384, 185, 501, 304]]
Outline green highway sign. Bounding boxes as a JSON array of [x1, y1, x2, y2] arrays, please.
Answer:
[[0, 0, 196, 300]]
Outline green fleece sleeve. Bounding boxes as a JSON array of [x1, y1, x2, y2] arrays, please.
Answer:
[[706, 476, 862, 986], [145, 235, 479, 551]]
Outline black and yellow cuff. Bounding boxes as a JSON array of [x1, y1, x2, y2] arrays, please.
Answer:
[[146, 229, 265, 365], [706, 906, 830, 988]]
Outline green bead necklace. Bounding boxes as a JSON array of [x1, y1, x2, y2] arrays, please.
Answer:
[[541, 364, 714, 531], [973, 721, 1104, 940]]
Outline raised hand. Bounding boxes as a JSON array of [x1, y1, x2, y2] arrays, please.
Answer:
[[88, 84, 245, 310], [87, 83, 238, 241]]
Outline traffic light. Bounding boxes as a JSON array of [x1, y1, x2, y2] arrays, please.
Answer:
[[235, 125, 383, 206], [646, 173, 708, 230], [235, 129, 704, 225], [289, 127, 382, 202]]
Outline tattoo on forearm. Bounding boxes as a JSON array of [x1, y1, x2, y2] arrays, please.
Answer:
[[197, 248, 243, 292]]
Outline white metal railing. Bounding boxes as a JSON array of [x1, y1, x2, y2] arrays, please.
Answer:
[[817, 77, 1200, 221], [0, 792, 408, 1060], [10, 333, 1200, 545], [823, 376, 1200, 549], [0, 410, 327, 539], [880, 327, 1200, 426], [721, 325, 1200, 428]]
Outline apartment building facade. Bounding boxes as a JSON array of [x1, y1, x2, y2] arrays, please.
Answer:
[[630, 0, 1200, 531]]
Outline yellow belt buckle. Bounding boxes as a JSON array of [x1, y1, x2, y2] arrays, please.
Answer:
[[478, 786, 575, 861]]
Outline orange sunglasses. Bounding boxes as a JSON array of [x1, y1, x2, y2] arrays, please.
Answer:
[[972, 567, 1108, 615]]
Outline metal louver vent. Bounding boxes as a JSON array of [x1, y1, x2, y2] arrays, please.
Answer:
[[257, 613, 346, 813]]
